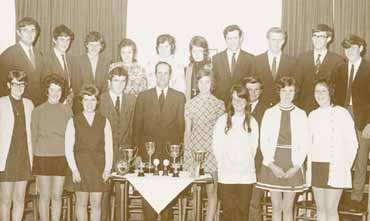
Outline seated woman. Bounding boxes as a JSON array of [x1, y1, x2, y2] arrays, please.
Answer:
[[64, 84, 113, 221], [213, 85, 259, 221], [31, 74, 72, 221], [256, 76, 309, 221], [0, 70, 34, 221], [307, 79, 358, 221], [109, 38, 147, 96]]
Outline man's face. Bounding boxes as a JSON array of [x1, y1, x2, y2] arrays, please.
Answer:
[[312, 31, 331, 51], [345, 44, 363, 63], [53, 35, 71, 53], [155, 63, 171, 88], [268, 32, 285, 54], [17, 25, 37, 46], [246, 82, 262, 102], [86, 41, 102, 57], [109, 75, 127, 95], [225, 30, 243, 52]]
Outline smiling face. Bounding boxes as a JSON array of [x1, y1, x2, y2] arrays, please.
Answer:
[[47, 83, 62, 104], [17, 25, 37, 46], [246, 82, 262, 102], [120, 46, 134, 65], [53, 35, 71, 54], [279, 85, 295, 106], [268, 32, 285, 54], [191, 45, 205, 62], [82, 95, 97, 113], [197, 75, 211, 94], [109, 75, 127, 95], [86, 41, 102, 57], [314, 83, 331, 107], [232, 91, 247, 114], [155, 63, 171, 89], [8, 79, 26, 100], [345, 44, 363, 63], [225, 30, 243, 52], [312, 31, 331, 51]]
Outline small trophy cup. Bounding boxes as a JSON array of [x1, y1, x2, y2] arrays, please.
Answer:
[[192, 150, 208, 177], [116, 146, 137, 175], [163, 159, 170, 176], [145, 141, 156, 173], [153, 159, 160, 176], [166, 144, 183, 177]]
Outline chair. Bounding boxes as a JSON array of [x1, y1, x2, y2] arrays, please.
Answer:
[[338, 184, 368, 221], [260, 190, 272, 221], [293, 189, 317, 221], [23, 179, 39, 221], [61, 190, 74, 221]]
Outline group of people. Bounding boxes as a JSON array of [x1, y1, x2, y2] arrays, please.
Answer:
[[0, 16, 369, 221]]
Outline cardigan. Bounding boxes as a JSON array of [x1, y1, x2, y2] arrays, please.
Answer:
[[260, 104, 309, 167], [307, 105, 358, 188], [0, 96, 34, 171]]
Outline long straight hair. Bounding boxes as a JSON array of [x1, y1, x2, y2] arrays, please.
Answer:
[[225, 85, 252, 134]]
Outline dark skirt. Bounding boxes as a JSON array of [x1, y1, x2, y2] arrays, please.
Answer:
[[257, 147, 306, 192], [32, 156, 68, 176], [311, 161, 339, 189]]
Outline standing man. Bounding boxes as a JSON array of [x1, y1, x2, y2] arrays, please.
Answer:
[[0, 17, 43, 106], [255, 27, 296, 105], [133, 61, 185, 221], [42, 25, 74, 103], [212, 24, 255, 104], [99, 66, 136, 220], [295, 24, 344, 113], [331, 35, 370, 212], [243, 77, 271, 221]]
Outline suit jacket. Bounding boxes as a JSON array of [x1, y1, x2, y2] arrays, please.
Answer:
[[98, 91, 136, 165], [255, 52, 296, 105], [0, 43, 43, 105], [295, 50, 344, 113], [42, 50, 73, 101], [212, 49, 255, 103], [133, 88, 185, 161], [332, 59, 370, 131]]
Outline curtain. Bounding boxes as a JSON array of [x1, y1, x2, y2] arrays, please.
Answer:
[[282, 0, 334, 57], [15, 0, 128, 60], [332, 0, 370, 60]]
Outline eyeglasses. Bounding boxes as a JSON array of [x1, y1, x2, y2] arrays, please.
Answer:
[[313, 34, 328, 39], [11, 82, 26, 88]]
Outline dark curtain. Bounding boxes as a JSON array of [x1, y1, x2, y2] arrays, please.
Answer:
[[15, 0, 128, 60]]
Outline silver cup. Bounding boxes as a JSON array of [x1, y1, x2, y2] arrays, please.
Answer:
[[116, 146, 137, 175], [145, 141, 156, 173], [192, 150, 208, 177]]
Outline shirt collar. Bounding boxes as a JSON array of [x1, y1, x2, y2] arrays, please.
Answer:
[[349, 57, 362, 69], [314, 49, 328, 61], [156, 86, 169, 98], [267, 50, 282, 60], [53, 47, 65, 58], [227, 49, 240, 58], [109, 91, 123, 103]]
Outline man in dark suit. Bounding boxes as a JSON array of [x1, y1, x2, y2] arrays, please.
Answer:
[[212, 24, 255, 104], [99, 66, 136, 221], [133, 61, 185, 221], [243, 77, 271, 221], [255, 27, 296, 105], [0, 17, 43, 106], [331, 35, 370, 212], [42, 25, 74, 103], [295, 24, 344, 113]]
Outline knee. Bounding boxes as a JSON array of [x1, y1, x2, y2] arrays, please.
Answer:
[[12, 191, 26, 206], [325, 204, 339, 216], [0, 194, 12, 206], [272, 201, 283, 213], [50, 192, 62, 204]]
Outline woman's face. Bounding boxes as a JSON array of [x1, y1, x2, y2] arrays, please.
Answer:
[[279, 85, 295, 105], [8, 79, 25, 100], [157, 41, 172, 58], [82, 95, 97, 113], [48, 83, 62, 104], [232, 91, 247, 113], [314, 83, 331, 107], [191, 45, 205, 62], [120, 46, 134, 65], [197, 76, 211, 94]]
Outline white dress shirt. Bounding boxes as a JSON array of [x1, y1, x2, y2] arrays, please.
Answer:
[[226, 49, 240, 72], [155, 86, 168, 99], [267, 51, 281, 73], [313, 49, 328, 64], [347, 58, 362, 105]]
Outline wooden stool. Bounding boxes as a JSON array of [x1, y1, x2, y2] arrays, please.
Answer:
[[61, 191, 74, 221]]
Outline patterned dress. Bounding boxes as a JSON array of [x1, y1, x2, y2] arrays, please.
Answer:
[[124, 63, 148, 96], [183, 94, 225, 173]]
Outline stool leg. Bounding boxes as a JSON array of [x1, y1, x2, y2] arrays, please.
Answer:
[[33, 198, 39, 221], [110, 194, 115, 221]]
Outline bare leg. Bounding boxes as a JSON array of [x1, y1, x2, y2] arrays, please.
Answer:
[[89, 192, 102, 221], [75, 192, 89, 221], [50, 176, 65, 221], [313, 188, 327, 221], [325, 188, 342, 221], [270, 191, 283, 221], [11, 181, 28, 221], [37, 176, 52, 221], [205, 182, 218, 221], [282, 192, 296, 221], [0, 182, 15, 221]]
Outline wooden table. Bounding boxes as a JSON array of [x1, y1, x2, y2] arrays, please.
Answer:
[[111, 174, 213, 221]]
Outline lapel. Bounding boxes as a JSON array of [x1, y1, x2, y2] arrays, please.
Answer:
[[95, 55, 104, 84], [276, 54, 288, 79], [233, 50, 244, 76], [15, 43, 34, 70], [221, 50, 231, 77], [82, 55, 94, 82], [149, 88, 161, 116], [51, 50, 65, 74], [161, 88, 174, 116]]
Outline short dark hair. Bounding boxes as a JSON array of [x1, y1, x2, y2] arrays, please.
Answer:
[[196, 68, 215, 91], [42, 74, 66, 97], [266, 27, 286, 39], [7, 70, 28, 84], [52, 24, 74, 41], [108, 66, 129, 88], [243, 76, 264, 90], [189, 36, 210, 64], [156, 34, 176, 55], [84, 31, 106, 52], [17, 17, 40, 34], [223, 25, 243, 39], [312, 24, 333, 38], [78, 84, 100, 104], [155, 61, 172, 75], [276, 76, 296, 92], [313, 78, 335, 105], [118, 38, 137, 63]]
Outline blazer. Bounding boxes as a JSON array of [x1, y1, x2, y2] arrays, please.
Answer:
[[42, 50, 73, 101], [71, 54, 110, 94], [260, 105, 309, 167], [0, 96, 34, 171], [294, 50, 344, 113], [0, 43, 43, 105], [212, 49, 255, 103], [98, 91, 136, 164], [254, 52, 296, 105], [332, 59, 370, 131], [133, 88, 185, 160]]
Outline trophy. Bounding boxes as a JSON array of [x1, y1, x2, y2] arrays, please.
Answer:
[[166, 144, 184, 177], [192, 150, 208, 177], [153, 159, 160, 175], [163, 159, 170, 176], [145, 141, 156, 173], [116, 146, 137, 175], [137, 159, 145, 177]]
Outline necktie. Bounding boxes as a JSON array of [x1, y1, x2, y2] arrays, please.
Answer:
[[315, 54, 321, 74], [271, 57, 277, 79], [29, 48, 36, 69], [231, 53, 236, 74], [345, 64, 355, 106], [115, 95, 120, 116], [159, 90, 165, 111]]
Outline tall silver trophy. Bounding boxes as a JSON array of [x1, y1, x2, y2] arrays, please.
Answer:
[[192, 150, 208, 177], [145, 141, 156, 173], [166, 144, 183, 177], [116, 146, 137, 175]]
